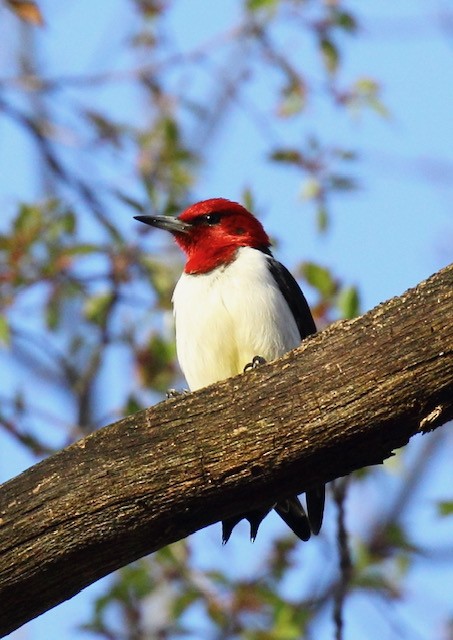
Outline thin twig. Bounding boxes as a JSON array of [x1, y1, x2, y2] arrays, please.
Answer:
[[332, 477, 352, 640]]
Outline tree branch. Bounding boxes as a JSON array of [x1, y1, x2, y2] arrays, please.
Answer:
[[1, 264, 452, 637]]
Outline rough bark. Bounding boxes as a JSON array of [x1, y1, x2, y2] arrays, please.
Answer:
[[1, 263, 452, 636]]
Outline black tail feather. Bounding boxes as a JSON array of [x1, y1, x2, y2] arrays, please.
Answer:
[[274, 496, 311, 541], [222, 515, 243, 544], [306, 485, 325, 535], [246, 507, 272, 541], [222, 486, 326, 543], [222, 506, 272, 544]]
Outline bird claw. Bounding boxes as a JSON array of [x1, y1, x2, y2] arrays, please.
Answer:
[[166, 388, 189, 399], [243, 355, 267, 373]]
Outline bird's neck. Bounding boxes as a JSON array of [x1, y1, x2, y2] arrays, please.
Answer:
[[183, 244, 238, 275], [182, 243, 273, 275]]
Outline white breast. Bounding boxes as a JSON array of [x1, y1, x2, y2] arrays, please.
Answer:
[[172, 247, 301, 391]]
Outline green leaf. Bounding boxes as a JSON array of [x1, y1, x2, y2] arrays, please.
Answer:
[[46, 291, 61, 330], [247, 0, 279, 12], [438, 501, 453, 516], [117, 563, 154, 600], [61, 210, 76, 234], [278, 81, 306, 117], [385, 522, 419, 554], [355, 77, 379, 94], [65, 243, 101, 256], [273, 602, 305, 639], [316, 205, 328, 232], [354, 571, 399, 598], [123, 394, 143, 416], [301, 262, 336, 299], [333, 10, 358, 33], [270, 149, 302, 165], [301, 177, 322, 201], [337, 285, 360, 319], [352, 77, 390, 118], [0, 234, 11, 250], [13, 203, 42, 236], [84, 291, 114, 325], [0, 314, 10, 346], [162, 116, 179, 145], [47, 210, 76, 241], [172, 586, 201, 618], [320, 37, 339, 74], [241, 187, 255, 213], [137, 333, 176, 391]]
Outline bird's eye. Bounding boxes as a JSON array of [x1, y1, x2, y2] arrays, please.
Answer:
[[191, 212, 223, 226], [203, 213, 222, 225]]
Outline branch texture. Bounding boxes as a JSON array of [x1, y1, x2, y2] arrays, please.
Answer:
[[1, 263, 452, 636]]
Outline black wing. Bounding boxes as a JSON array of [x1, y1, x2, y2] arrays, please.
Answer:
[[267, 257, 317, 339]]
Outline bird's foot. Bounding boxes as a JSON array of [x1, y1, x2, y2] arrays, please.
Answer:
[[243, 355, 267, 373], [166, 388, 189, 399]]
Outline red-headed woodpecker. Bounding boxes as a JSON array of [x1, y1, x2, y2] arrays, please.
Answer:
[[135, 198, 325, 543]]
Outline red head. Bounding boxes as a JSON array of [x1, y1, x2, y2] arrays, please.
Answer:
[[135, 198, 271, 274]]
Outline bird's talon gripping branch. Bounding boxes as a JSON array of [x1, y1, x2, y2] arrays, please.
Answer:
[[166, 388, 189, 399], [135, 198, 325, 543], [243, 355, 267, 373]]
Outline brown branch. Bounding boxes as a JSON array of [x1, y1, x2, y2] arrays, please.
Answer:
[[1, 264, 452, 637]]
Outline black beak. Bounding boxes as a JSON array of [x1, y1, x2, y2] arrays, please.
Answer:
[[134, 215, 191, 235]]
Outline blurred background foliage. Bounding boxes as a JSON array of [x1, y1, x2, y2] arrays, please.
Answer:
[[1, 1, 452, 639]]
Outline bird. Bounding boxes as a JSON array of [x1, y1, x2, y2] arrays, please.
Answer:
[[135, 198, 325, 543]]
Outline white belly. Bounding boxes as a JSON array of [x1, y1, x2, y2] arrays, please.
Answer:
[[172, 247, 301, 390]]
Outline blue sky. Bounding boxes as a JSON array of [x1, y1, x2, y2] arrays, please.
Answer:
[[1, 1, 452, 638]]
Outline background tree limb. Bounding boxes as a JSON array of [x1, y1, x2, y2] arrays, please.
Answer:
[[1, 263, 452, 637]]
